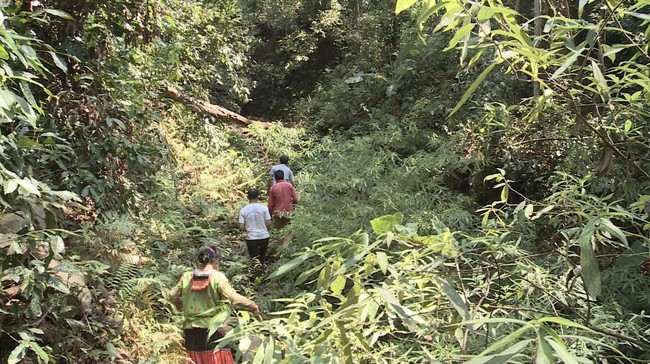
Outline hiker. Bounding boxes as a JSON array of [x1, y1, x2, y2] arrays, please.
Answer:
[[238, 189, 272, 267], [170, 246, 259, 364], [268, 155, 294, 188], [268, 170, 298, 231]]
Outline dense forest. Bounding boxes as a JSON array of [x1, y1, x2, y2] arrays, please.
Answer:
[[0, 0, 649, 363]]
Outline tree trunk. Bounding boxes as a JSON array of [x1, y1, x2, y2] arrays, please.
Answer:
[[160, 85, 272, 128]]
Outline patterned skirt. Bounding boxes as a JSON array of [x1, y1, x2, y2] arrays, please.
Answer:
[[184, 328, 234, 364]]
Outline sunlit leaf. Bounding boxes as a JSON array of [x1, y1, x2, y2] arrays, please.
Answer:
[[590, 60, 608, 95], [535, 335, 554, 364], [531, 205, 555, 220], [16, 178, 40, 196], [546, 338, 580, 364], [7, 343, 27, 364], [49, 51, 68, 73], [448, 63, 497, 118], [444, 23, 475, 52], [28, 342, 49, 363], [370, 213, 403, 235], [376, 252, 388, 274], [599, 217, 628, 247], [396, 0, 419, 15], [537, 317, 589, 330], [4, 179, 18, 194], [266, 251, 315, 280], [465, 339, 532, 364], [626, 11, 650, 21], [551, 47, 585, 80], [44, 9, 75, 20], [330, 274, 346, 296]]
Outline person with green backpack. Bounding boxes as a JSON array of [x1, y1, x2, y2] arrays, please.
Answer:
[[170, 246, 259, 364]]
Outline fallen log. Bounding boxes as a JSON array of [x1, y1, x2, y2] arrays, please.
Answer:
[[160, 85, 272, 129]]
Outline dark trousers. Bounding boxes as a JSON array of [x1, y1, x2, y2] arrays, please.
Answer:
[[184, 327, 224, 351], [245, 238, 269, 264]]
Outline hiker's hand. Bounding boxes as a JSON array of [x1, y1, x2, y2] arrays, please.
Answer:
[[251, 303, 260, 316]]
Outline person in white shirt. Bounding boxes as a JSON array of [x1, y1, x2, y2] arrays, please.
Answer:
[[238, 189, 272, 267], [269, 155, 295, 187]]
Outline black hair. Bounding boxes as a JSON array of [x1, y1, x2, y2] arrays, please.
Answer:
[[197, 246, 222, 265], [274, 170, 285, 181], [279, 155, 289, 164], [247, 189, 259, 200]]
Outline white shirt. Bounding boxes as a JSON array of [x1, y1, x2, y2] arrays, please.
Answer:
[[269, 164, 294, 186], [238, 203, 271, 240]]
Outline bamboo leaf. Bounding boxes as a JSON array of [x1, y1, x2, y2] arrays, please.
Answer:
[[531, 205, 555, 220], [465, 339, 532, 364], [16, 178, 40, 196], [546, 338, 580, 364], [330, 274, 346, 296], [537, 317, 589, 330], [434, 276, 469, 320], [524, 204, 534, 219], [444, 23, 475, 51], [448, 63, 497, 118], [500, 185, 509, 202], [49, 51, 68, 73], [316, 265, 331, 291], [551, 48, 585, 80], [7, 343, 27, 364], [253, 339, 266, 364], [625, 11, 650, 21], [578, 219, 601, 299], [28, 342, 49, 363], [535, 336, 554, 364], [44, 9, 75, 20], [578, 0, 589, 18], [590, 60, 608, 95], [599, 217, 628, 247], [4, 179, 18, 194], [417, 2, 446, 31], [207, 310, 231, 338], [266, 251, 315, 280], [376, 252, 388, 274]]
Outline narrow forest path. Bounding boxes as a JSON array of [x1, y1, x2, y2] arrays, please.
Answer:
[[121, 114, 309, 363]]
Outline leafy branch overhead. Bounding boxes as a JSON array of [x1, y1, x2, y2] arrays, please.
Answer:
[[396, 0, 650, 179]]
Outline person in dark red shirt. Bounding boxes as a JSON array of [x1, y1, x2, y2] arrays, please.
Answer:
[[268, 170, 298, 232]]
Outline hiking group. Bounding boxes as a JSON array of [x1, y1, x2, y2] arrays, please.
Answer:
[[170, 156, 297, 364], [239, 155, 297, 268]]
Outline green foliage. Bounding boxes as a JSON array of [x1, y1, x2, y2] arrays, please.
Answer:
[[208, 207, 650, 363], [1, 0, 649, 362]]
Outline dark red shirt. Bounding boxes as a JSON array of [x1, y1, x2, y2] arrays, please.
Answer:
[[268, 180, 298, 216]]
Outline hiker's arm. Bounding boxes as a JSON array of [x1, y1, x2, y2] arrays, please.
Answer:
[[169, 281, 182, 310], [238, 212, 246, 231], [292, 187, 298, 206], [268, 191, 275, 215], [220, 282, 259, 315], [264, 208, 271, 228]]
